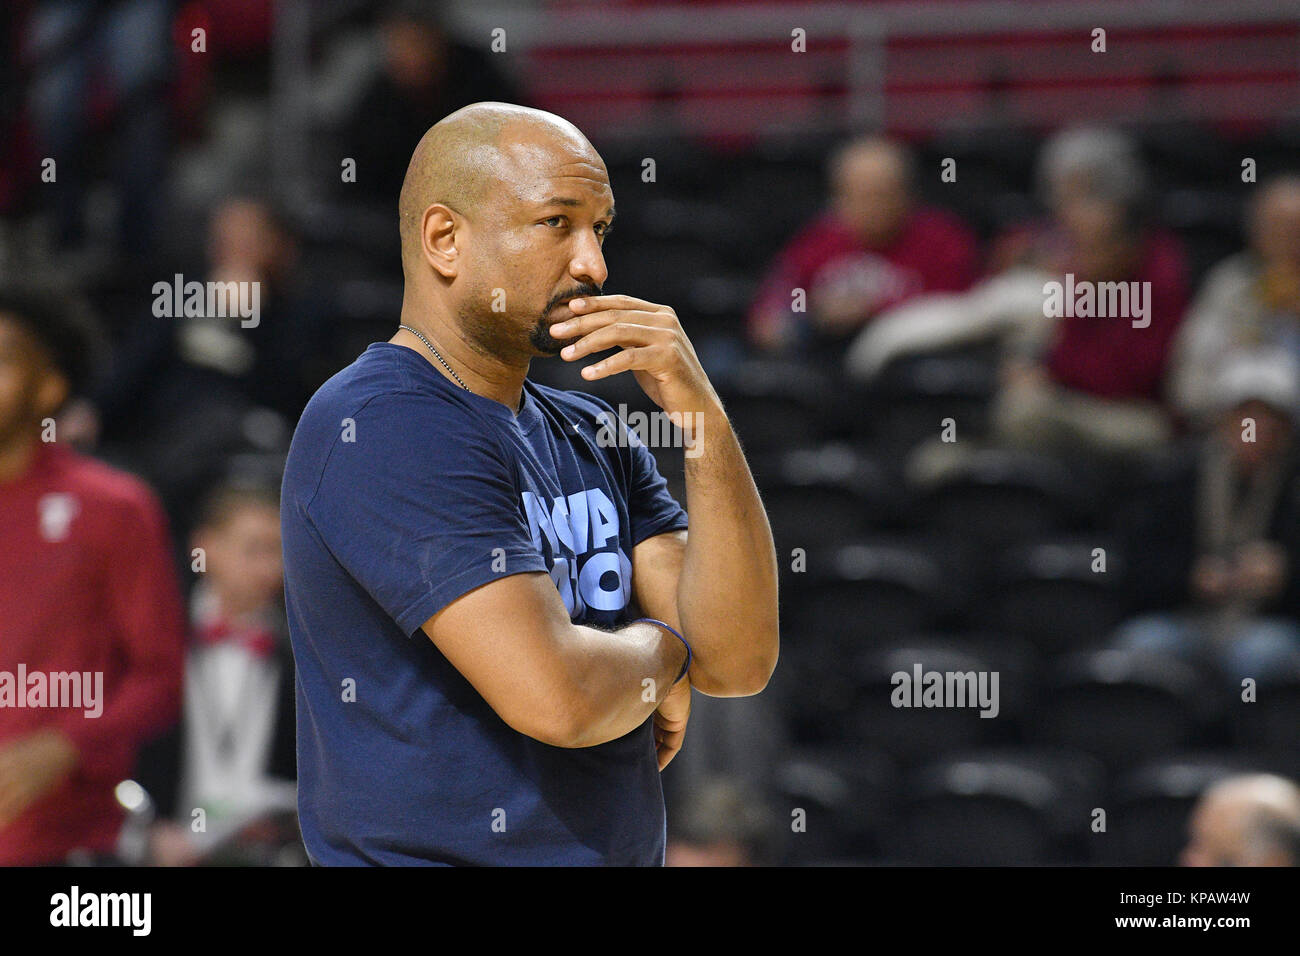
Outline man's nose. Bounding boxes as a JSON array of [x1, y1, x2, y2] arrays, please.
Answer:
[[570, 233, 608, 288]]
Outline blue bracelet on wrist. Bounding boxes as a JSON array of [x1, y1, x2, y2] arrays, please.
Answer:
[[631, 617, 691, 685]]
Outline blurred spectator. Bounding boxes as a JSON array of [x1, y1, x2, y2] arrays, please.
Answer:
[[666, 777, 775, 866], [989, 126, 1190, 460], [21, 0, 174, 259], [1170, 175, 1300, 426], [140, 478, 298, 867], [1114, 350, 1300, 680], [179, 195, 331, 418], [746, 134, 979, 357], [91, 194, 314, 535], [0, 285, 185, 865], [343, 1, 524, 205], [1182, 774, 1300, 867]]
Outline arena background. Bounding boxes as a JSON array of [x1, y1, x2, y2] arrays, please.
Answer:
[[2, 0, 1299, 867]]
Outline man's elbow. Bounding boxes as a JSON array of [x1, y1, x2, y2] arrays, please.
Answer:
[[732, 655, 779, 696], [694, 643, 779, 697], [501, 692, 593, 749]]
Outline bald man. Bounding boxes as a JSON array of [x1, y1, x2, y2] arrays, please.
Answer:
[[280, 103, 779, 865], [746, 135, 978, 353], [1182, 774, 1300, 867]]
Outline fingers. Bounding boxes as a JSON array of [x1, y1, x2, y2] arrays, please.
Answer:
[[550, 307, 676, 343], [653, 710, 689, 734], [569, 295, 673, 316], [653, 704, 688, 770], [549, 297, 688, 384], [558, 321, 674, 362], [579, 346, 657, 381], [548, 314, 676, 358], [655, 729, 685, 771]]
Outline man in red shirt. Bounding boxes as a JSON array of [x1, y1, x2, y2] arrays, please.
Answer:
[[746, 135, 979, 354], [0, 287, 185, 865]]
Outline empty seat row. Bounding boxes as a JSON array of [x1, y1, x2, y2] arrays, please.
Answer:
[[771, 745, 1300, 865], [772, 642, 1300, 759]]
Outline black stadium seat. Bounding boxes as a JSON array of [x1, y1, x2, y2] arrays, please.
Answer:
[[758, 442, 907, 554], [783, 541, 954, 650], [846, 640, 1008, 765], [862, 347, 999, 454], [1230, 669, 1300, 753], [716, 356, 834, 454], [985, 538, 1127, 653], [773, 746, 901, 864], [913, 448, 1097, 549], [1031, 649, 1216, 768], [887, 746, 1105, 865]]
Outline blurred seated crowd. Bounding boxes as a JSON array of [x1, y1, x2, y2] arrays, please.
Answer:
[[1, 0, 1298, 865]]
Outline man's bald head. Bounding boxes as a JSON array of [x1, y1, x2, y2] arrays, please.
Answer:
[[1183, 773, 1300, 867], [397, 102, 598, 274], [830, 136, 912, 191]]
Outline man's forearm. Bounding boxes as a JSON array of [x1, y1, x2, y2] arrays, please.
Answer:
[[560, 621, 688, 747], [547, 295, 778, 697], [677, 401, 780, 696]]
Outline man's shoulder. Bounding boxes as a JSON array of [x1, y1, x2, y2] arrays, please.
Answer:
[[295, 344, 487, 440], [299, 344, 409, 418], [287, 347, 491, 506], [49, 446, 165, 522]]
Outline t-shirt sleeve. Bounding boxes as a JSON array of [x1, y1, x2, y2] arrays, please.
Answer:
[[305, 391, 548, 637], [624, 425, 690, 546]]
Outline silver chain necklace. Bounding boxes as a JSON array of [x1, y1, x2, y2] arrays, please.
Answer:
[[397, 324, 471, 391]]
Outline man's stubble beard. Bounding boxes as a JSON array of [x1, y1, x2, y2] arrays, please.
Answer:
[[457, 294, 572, 361], [529, 312, 567, 355]]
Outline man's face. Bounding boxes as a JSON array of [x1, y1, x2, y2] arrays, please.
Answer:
[[383, 17, 445, 91], [1251, 185, 1300, 271], [833, 150, 910, 247], [0, 316, 64, 448], [207, 200, 288, 279], [196, 503, 284, 615], [450, 137, 614, 363]]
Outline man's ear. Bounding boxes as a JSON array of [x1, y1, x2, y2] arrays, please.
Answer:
[[422, 203, 462, 279]]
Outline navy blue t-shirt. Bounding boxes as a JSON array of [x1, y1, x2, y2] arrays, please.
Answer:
[[281, 342, 689, 865]]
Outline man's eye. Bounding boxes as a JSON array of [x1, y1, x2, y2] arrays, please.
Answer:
[[544, 216, 566, 227]]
